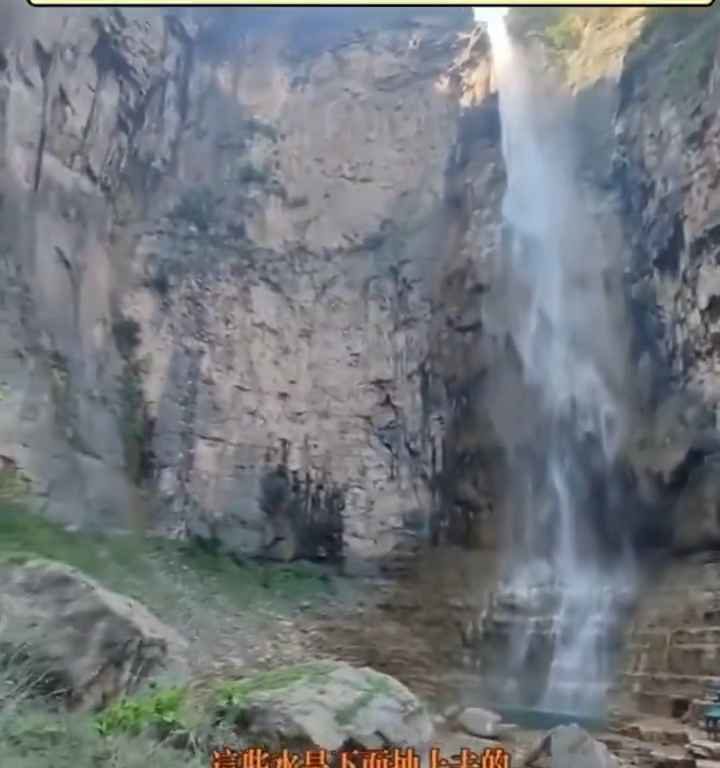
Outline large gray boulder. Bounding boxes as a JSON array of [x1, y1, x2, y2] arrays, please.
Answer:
[[524, 724, 619, 768], [456, 706, 502, 738], [213, 660, 433, 751], [0, 558, 188, 710]]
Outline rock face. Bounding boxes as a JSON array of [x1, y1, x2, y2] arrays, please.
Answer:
[[611, 11, 720, 560], [616, 11, 720, 405], [210, 660, 433, 751], [0, 7, 496, 571], [617, 555, 720, 718], [0, 558, 188, 710], [554, 8, 720, 715], [447, 8, 720, 715]]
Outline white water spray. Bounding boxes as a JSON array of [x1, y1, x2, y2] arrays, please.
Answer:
[[480, 12, 635, 716]]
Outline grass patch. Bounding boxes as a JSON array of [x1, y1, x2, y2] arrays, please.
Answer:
[[0, 504, 155, 582], [0, 504, 334, 627], [0, 470, 30, 503], [0, 707, 207, 768], [213, 662, 337, 735], [544, 13, 584, 52], [95, 686, 186, 738], [95, 663, 335, 742], [0, 657, 205, 768], [506, 8, 719, 94], [216, 662, 333, 708]]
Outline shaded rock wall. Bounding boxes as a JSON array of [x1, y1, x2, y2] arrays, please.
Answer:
[[399, 6, 720, 710], [491, 6, 720, 714]]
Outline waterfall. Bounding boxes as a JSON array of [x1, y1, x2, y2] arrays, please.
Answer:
[[478, 11, 635, 717]]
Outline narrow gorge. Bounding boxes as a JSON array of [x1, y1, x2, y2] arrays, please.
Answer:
[[2, 6, 720, 768]]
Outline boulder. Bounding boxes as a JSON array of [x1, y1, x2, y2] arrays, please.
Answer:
[[456, 706, 502, 738], [0, 558, 188, 710], [690, 740, 720, 760], [214, 660, 433, 751], [524, 724, 619, 768]]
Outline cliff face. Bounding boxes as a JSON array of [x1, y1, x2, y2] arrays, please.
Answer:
[[0, 7, 503, 572], [7, 4, 720, 704], [471, 6, 720, 716]]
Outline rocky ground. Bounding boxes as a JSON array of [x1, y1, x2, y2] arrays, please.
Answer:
[[4, 505, 720, 768]]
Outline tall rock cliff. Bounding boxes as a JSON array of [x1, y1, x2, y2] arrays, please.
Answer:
[[0, 7, 501, 573], [6, 3, 720, 720]]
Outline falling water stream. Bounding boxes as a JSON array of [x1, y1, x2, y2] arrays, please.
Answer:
[[478, 11, 635, 718]]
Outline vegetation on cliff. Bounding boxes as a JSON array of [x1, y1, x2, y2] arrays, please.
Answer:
[[507, 6, 719, 99]]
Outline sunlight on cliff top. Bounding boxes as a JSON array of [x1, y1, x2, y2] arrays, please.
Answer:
[[473, 7, 509, 26], [474, 7, 512, 72]]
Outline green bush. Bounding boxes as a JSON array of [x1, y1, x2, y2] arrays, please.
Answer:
[[545, 14, 584, 50], [95, 687, 186, 738], [0, 660, 205, 768]]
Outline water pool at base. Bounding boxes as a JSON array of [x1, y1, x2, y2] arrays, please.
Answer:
[[495, 707, 607, 733]]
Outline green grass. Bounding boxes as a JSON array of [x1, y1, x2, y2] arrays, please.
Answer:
[[95, 662, 396, 745], [0, 478, 340, 761], [507, 7, 718, 100], [544, 13, 584, 51], [95, 662, 335, 742], [95, 686, 187, 739], [0, 502, 333, 625], [0, 657, 205, 768], [0, 707, 207, 768], [216, 662, 333, 708]]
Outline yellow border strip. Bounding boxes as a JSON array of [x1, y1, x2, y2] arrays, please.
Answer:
[[23, 1, 718, 7]]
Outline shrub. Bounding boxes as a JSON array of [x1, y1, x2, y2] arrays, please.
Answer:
[[545, 14, 584, 50], [95, 686, 187, 738], [0, 649, 205, 768]]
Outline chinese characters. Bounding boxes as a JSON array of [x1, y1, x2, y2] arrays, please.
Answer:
[[211, 746, 510, 768]]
